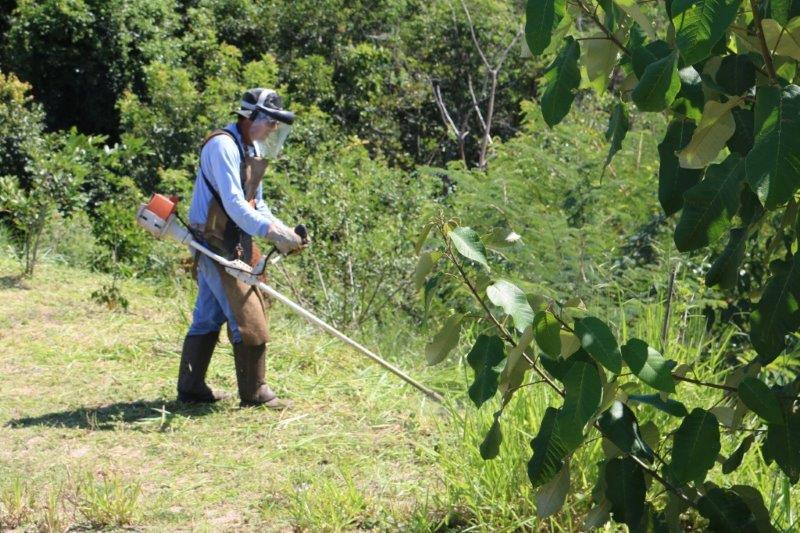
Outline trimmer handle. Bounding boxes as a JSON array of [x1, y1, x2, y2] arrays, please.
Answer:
[[294, 224, 309, 245]]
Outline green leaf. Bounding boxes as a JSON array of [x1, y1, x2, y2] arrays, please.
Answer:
[[603, 102, 629, 171], [583, 32, 620, 94], [631, 39, 672, 78], [750, 253, 800, 364], [535, 463, 570, 518], [706, 227, 748, 289], [716, 55, 756, 96], [540, 37, 581, 127], [557, 361, 602, 452], [672, 66, 705, 121], [413, 251, 438, 289], [762, 407, 800, 483], [722, 435, 754, 474], [731, 485, 779, 533], [659, 119, 704, 215], [771, 0, 796, 24], [533, 310, 561, 358], [614, 0, 657, 39], [727, 107, 755, 156], [598, 401, 655, 462], [498, 325, 533, 398], [467, 335, 506, 407], [677, 97, 742, 169], [738, 377, 783, 424], [605, 457, 647, 530], [745, 85, 800, 210], [528, 407, 568, 488], [761, 18, 800, 60], [414, 222, 434, 254], [425, 314, 462, 365], [621, 338, 676, 393], [670, 408, 720, 484], [540, 348, 593, 381], [575, 316, 622, 374], [674, 154, 746, 252], [673, 0, 741, 65], [632, 52, 680, 112], [486, 280, 535, 333], [698, 485, 759, 533], [525, 0, 566, 55], [628, 393, 689, 417], [448, 227, 488, 269], [423, 273, 442, 317], [480, 411, 503, 460]]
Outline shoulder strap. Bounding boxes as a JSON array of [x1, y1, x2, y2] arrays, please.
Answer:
[[199, 128, 246, 226], [201, 128, 245, 161]]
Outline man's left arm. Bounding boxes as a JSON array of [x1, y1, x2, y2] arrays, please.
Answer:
[[253, 183, 276, 221]]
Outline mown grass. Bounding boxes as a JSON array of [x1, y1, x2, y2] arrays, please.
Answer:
[[1, 254, 798, 531]]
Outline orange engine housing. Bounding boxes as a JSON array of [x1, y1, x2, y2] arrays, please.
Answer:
[[146, 193, 179, 220]]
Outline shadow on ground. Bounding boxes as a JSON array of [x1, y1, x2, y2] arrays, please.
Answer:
[[0, 274, 29, 289], [5, 399, 221, 430]]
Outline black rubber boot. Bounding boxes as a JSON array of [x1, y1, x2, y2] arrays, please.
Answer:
[[233, 343, 292, 409], [177, 331, 228, 403]]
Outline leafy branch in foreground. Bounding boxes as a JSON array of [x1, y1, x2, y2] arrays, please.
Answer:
[[417, 0, 800, 528], [417, 215, 798, 530]]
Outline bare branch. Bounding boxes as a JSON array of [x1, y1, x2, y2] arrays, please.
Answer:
[[467, 75, 487, 130], [432, 82, 463, 139], [496, 27, 523, 71], [460, 0, 491, 69]]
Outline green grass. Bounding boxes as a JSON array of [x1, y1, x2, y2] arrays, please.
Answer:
[[0, 257, 453, 531], [1, 256, 798, 531]]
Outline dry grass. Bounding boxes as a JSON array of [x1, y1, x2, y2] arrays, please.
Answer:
[[0, 258, 453, 531]]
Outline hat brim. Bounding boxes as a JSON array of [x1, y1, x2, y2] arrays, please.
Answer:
[[234, 109, 253, 119]]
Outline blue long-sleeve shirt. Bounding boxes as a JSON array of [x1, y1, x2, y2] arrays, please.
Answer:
[[188, 123, 277, 237]]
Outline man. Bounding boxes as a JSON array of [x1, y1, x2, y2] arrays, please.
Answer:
[[177, 88, 305, 409]]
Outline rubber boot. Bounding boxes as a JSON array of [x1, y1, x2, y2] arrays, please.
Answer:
[[233, 343, 292, 409], [177, 331, 228, 403]]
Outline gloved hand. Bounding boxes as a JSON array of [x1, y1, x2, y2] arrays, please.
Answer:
[[265, 220, 306, 254]]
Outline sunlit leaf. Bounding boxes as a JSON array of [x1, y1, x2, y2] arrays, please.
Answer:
[[621, 338, 676, 393], [486, 280, 535, 333], [448, 227, 488, 269], [575, 316, 622, 374]]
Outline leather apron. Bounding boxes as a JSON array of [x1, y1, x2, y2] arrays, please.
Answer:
[[199, 128, 271, 346]]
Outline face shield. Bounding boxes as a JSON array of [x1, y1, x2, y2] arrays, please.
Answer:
[[248, 105, 294, 159]]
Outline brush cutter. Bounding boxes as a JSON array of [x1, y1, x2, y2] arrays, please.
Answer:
[[136, 194, 443, 403]]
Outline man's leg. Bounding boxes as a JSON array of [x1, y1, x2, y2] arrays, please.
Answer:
[[208, 263, 291, 409], [177, 256, 229, 403]]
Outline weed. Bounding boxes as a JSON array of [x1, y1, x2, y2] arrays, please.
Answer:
[[0, 477, 35, 529], [75, 473, 140, 528]]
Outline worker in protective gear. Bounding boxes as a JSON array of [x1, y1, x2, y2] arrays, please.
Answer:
[[177, 88, 306, 408]]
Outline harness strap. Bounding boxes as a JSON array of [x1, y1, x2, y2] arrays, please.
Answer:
[[199, 128, 246, 212], [199, 127, 249, 258]]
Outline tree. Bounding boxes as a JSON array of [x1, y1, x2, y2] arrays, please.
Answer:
[[420, 0, 800, 529], [0, 131, 96, 276]]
